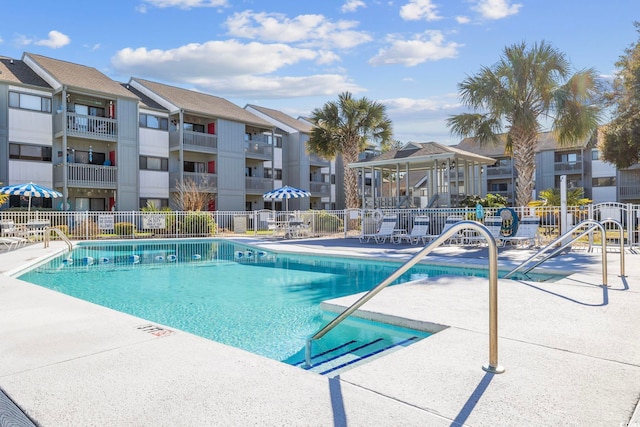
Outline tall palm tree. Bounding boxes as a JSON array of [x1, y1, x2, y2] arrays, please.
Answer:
[[308, 92, 393, 209], [447, 41, 601, 206]]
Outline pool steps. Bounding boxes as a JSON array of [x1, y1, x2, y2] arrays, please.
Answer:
[[292, 336, 420, 377]]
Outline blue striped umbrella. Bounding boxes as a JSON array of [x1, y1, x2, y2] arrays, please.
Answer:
[[263, 185, 310, 211], [0, 182, 63, 211]]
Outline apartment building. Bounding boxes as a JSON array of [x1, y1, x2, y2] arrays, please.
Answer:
[[455, 132, 624, 205], [1, 52, 345, 212], [244, 104, 341, 210]]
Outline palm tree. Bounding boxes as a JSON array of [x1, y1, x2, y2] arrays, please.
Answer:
[[447, 41, 601, 206], [307, 92, 393, 209]]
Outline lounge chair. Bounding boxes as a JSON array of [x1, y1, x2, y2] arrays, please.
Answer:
[[0, 236, 29, 251], [480, 216, 505, 246], [500, 216, 540, 248], [439, 216, 465, 245], [360, 215, 400, 244], [398, 216, 438, 245]]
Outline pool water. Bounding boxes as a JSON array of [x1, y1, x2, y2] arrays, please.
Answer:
[[17, 240, 558, 368]]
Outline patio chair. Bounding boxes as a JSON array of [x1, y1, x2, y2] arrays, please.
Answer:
[[480, 216, 506, 246], [398, 216, 438, 245], [0, 236, 29, 251], [439, 216, 465, 245], [359, 215, 401, 244], [500, 216, 540, 248], [0, 219, 19, 237]]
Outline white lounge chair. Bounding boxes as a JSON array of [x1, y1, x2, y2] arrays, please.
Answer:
[[439, 216, 465, 245], [501, 216, 540, 248], [398, 216, 438, 245], [360, 215, 400, 244], [482, 216, 506, 246]]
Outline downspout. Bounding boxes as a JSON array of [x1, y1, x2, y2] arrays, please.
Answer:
[[62, 86, 68, 210], [178, 109, 184, 209]]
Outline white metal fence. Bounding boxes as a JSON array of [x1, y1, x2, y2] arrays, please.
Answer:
[[0, 203, 638, 247]]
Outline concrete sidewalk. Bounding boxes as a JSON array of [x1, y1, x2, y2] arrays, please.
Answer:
[[1, 238, 639, 426]]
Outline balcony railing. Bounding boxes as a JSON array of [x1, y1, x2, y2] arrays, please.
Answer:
[[619, 185, 640, 198], [554, 162, 583, 173], [309, 181, 330, 196], [53, 163, 117, 188], [245, 141, 272, 159], [245, 177, 273, 193], [170, 172, 217, 192], [169, 130, 217, 152], [486, 166, 513, 176], [55, 112, 117, 141]]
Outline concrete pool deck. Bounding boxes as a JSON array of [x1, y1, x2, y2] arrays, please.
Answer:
[[0, 238, 639, 426]]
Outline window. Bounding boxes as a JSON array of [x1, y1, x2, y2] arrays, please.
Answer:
[[140, 198, 169, 209], [274, 168, 282, 180], [140, 156, 169, 171], [139, 113, 169, 130], [275, 136, 283, 148], [490, 183, 508, 192], [592, 150, 601, 160], [8, 91, 52, 113], [184, 122, 205, 133], [9, 143, 52, 161], [592, 176, 616, 187], [264, 169, 272, 179], [555, 152, 579, 163], [184, 161, 205, 173]]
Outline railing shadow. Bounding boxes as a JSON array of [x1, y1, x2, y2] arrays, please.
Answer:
[[450, 372, 495, 427], [328, 376, 347, 427], [513, 280, 609, 307]]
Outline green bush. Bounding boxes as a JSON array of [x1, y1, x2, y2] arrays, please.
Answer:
[[179, 212, 217, 235], [114, 222, 135, 236], [71, 219, 100, 237], [303, 210, 343, 232]]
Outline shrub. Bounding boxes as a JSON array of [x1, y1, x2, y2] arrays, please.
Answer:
[[303, 210, 343, 233], [114, 222, 135, 236], [179, 212, 217, 236], [71, 219, 100, 237]]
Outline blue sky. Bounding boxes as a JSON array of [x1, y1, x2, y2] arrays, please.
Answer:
[[1, 0, 638, 144]]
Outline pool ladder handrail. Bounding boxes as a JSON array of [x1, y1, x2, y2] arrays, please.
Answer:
[[43, 226, 73, 253], [304, 220, 505, 374], [503, 219, 625, 285]]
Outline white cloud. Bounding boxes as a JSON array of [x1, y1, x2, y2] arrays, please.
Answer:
[[399, 0, 441, 21], [0, 36, 3, 44], [225, 11, 372, 50], [456, 15, 471, 24], [34, 31, 70, 49], [113, 40, 317, 78], [342, 0, 366, 13], [140, 0, 227, 10], [369, 30, 461, 66], [190, 74, 363, 98], [473, 0, 522, 20], [111, 40, 362, 98]]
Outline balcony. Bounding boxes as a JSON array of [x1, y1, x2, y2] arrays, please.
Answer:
[[486, 166, 513, 177], [170, 172, 217, 192], [309, 181, 330, 196], [309, 153, 330, 167], [55, 112, 117, 141], [245, 141, 272, 160], [245, 177, 273, 194], [169, 130, 218, 153], [53, 163, 117, 188], [554, 162, 583, 173], [619, 185, 640, 199]]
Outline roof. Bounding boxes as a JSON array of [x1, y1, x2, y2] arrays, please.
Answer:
[[246, 104, 313, 133], [0, 57, 51, 88], [24, 53, 137, 98], [132, 78, 273, 129], [455, 131, 593, 157], [122, 83, 167, 112], [351, 141, 496, 169]]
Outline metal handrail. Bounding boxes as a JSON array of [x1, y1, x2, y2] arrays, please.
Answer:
[[600, 219, 625, 277], [503, 219, 617, 286], [44, 227, 73, 252], [304, 220, 505, 374]]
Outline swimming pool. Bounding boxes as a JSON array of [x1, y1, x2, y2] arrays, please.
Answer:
[[17, 240, 558, 370]]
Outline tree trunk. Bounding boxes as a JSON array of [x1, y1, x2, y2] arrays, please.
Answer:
[[511, 130, 537, 207], [342, 144, 361, 209]]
